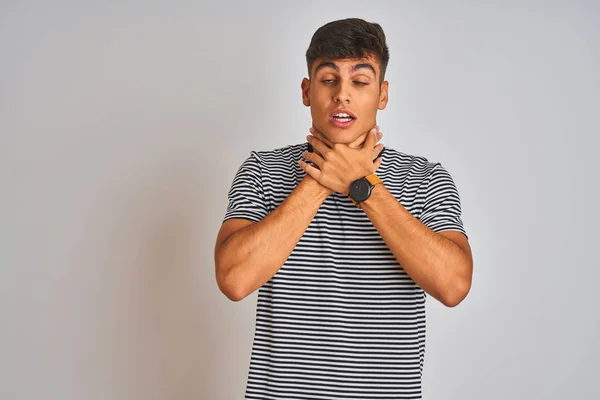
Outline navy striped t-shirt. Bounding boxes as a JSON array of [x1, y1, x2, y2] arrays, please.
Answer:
[[223, 142, 466, 399]]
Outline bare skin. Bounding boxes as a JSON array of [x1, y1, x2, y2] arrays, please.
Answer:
[[215, 56, 472, 305], [214, 129, 383, 301], [303, 129, 473, 307]]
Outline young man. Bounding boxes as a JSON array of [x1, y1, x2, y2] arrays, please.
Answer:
[[214, 18, 473, 400]]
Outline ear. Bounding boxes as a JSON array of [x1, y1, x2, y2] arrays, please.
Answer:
[[378, 80, 389, 110], [301, 78, 311, 107]]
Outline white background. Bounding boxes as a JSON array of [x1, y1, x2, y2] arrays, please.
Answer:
[[1, 1, 599, 399]]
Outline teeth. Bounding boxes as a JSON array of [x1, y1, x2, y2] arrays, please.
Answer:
[[335, 113, 351, 118]]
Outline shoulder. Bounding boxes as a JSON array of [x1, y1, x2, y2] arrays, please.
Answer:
[[244, 143, 307, 183], [378, 147, 442, 183], [250, 143, 307, 164], [383, 148, 461, 199], [237, 143, 306, 188]]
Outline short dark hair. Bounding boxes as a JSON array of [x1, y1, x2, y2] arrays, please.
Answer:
[[305, 18, 390, 82]]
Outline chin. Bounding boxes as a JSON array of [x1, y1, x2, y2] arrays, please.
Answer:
[[324, 127, 365, 144], [322, 132, 352, 144]]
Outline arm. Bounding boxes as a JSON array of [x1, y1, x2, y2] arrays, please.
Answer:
[[359, 184, 473, 307], [214, 175, 331, 301], [301, 128, 472, 307], [217, 130, 382, 301]]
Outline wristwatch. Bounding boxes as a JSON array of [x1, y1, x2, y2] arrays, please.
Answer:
[[348, 174, 383, 206]]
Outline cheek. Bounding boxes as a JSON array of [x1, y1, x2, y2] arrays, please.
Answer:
[[311, 91, 328, 104], [309, 96, 330, 116], [362, 92, 382, 113]]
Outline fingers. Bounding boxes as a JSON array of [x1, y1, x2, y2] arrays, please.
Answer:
[[298, 159, 322, 180], [372, 143, 384, 160], [371, 125, 384, 168], [306, 135, 330, 159], [349, 131, 369, 148], [309, 127, 333, 148], [307, 125, 383, 161], [373, 157, 383, 172], [363, 127, 379, 148], [349, 126, 383, 149], [302, 148, 324, 169], [310, 126, 382, 148]]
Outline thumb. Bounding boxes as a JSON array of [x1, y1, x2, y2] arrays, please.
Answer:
[[363, 127, 378, 149], [373, 157, 383, 172], [349, 131, 368, 148]]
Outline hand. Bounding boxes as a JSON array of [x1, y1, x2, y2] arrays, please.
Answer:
[[310, 125, 383, 151], [309, 125, 384, 165], [298, 126, 384, 195]]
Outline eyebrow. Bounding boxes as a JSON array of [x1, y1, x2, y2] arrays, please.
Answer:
[[352, 63, 377, 76], [314, 61, 377, 77]]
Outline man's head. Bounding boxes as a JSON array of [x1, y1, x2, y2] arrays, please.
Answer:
[[302, 18, 390, 144]]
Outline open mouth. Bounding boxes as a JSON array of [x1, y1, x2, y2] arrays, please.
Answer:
[[331, 113, 355, 123], [330, 111, 356, 128]]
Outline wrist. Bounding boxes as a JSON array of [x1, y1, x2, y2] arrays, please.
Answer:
[[348, 173, 383, 206], [357, 182, 384, 210], [301, 175, 333, 199]]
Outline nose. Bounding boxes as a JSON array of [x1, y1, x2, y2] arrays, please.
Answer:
[[334, 81, 351, 103]]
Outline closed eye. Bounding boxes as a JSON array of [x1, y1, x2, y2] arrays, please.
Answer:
[[321, 79, 369, 86]]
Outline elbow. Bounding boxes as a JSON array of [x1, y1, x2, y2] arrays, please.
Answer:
[[440, 276, 472, 308], [216, 273, 249, 302], [215, 267, 246, 301], [221, 286, 247, 302], [215, 259, 250, 302], [440, 256, 473, 308]]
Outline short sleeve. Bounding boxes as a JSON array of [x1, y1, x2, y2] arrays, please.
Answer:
[[223, 152, 269, 223], [419, 164, 468, 238]]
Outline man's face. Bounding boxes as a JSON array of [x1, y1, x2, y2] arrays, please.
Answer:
[[301, 55, 388, 144]]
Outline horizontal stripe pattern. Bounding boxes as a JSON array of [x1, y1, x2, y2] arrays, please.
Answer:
[[224, 143, 466, 399]]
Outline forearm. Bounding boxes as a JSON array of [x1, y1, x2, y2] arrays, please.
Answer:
[[360, 184, 472, 306], [216, 176, 331, 301]]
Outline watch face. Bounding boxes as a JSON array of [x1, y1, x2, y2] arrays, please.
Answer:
[[350, 178, 371, 202]]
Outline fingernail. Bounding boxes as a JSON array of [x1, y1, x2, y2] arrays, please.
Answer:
[[309, 127, 315, 133], [306, 135, 311, 141], [371, 128, 377, 134]]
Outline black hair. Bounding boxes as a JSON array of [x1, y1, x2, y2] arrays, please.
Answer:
[[305, 18, 390, 82]]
